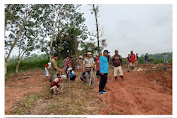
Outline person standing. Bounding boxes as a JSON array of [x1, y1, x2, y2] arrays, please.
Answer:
[[99, 50, 110, 95], [135, 53, 139, 68], [144, 53, 149, 64], [96, 52, 102, 81], [63, 56, 69, 74], [130, 51, 136, 71], [45, 62, 51, 82], [51, 54, 63, 82], [83, 52, 95, 86], [126, 54, 131, 72], [112, 50, 124, 82], [163, 53, 168, 63], [76, 56, 83, 72]]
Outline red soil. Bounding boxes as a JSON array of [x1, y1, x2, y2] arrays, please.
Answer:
[[5, 64, 172, 115]]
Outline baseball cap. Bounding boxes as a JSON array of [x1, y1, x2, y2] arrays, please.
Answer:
[[103, 50, 110, 53], [61, 75, 67, 80]]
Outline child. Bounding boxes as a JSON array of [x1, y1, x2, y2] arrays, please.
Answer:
[[50, 75, 66, 95], [67, 67, 76, 81]]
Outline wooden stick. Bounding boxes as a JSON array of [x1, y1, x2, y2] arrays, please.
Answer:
[[89, 68, 93, 87]]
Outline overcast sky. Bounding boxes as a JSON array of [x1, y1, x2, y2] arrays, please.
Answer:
[[10, 4, 172, 58], [80, 4, 172, 57]]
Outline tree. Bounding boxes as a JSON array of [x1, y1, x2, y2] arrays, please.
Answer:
[[5, 4, 39, 75], [52, 4, 88, 58], [90, 4, 107, 51]]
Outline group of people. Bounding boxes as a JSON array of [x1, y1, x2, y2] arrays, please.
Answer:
[[44, 51, 169, 95]]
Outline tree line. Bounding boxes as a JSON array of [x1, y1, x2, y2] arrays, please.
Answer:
[[5, 4, 106, 75]]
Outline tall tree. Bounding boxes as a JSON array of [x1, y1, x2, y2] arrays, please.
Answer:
[[90, 4, 107, 51], [5, 4, 39, 75]]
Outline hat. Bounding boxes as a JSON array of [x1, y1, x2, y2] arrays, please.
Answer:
[[54, 54, 58, 57], [79, 55, 83, 58], [67, 67, 72, 71], [87, 52, 92, 55], [103, 50, 110, 53], [61, 75, 66, 80]]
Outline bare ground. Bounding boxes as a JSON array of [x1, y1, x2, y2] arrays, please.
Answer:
[[5, 64, 172, 115]]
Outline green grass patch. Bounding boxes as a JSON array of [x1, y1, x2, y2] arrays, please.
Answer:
[[11, 93, 41, 115]]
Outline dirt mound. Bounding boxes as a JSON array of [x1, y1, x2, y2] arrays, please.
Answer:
[[97, 65, 172, 115]]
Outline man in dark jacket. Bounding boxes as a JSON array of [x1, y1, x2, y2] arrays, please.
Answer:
[[112, 50, 124, 82]]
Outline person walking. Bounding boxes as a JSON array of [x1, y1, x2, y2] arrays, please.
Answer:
[[126, 54, 131, 72], [130, 51, 136, 71], [99, 50, 110, 95], [112, 50, 124, 82], [83, 52, 95, 86], [163, 53, 168, 63], [51, 54, 63, 82]]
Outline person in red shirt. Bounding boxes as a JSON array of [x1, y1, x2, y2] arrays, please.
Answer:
[[50, 75, 66, 95], [130, 51, 136, 71], [45, 62, 51, 82], [96, 52, 102, 81]]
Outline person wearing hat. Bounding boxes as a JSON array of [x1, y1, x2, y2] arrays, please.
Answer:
[[83, 52, 95, 86], [50, 75, 66, 95], [112, 50, 124, 82], [51, 54, 63, 82], [99, 50, 110, 95], [67, 66, 76, 81], [76, 55, 83, 72]]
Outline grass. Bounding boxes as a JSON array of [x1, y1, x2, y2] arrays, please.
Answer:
[[11, 93, 41, 115]]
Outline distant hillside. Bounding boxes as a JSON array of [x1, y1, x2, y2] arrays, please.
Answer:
[[141, 52, 172, 59]]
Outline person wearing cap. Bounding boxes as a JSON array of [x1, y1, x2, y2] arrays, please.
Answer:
[[67, 66, 76, 81], [76, 55, 83, 72], [112, 50, 124, 82], [99, 50, 109, 95], [83, 52, 95, 86], [51, 54, 63, 82], [50, 75, 66, 95], [96, 52, 102, 81]]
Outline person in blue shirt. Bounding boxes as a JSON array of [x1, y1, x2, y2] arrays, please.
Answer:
[[67, 67, 76, 81], [99, 50, 110, 95]]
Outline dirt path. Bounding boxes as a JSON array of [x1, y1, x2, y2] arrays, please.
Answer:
[[5, 64, 172, 115]]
